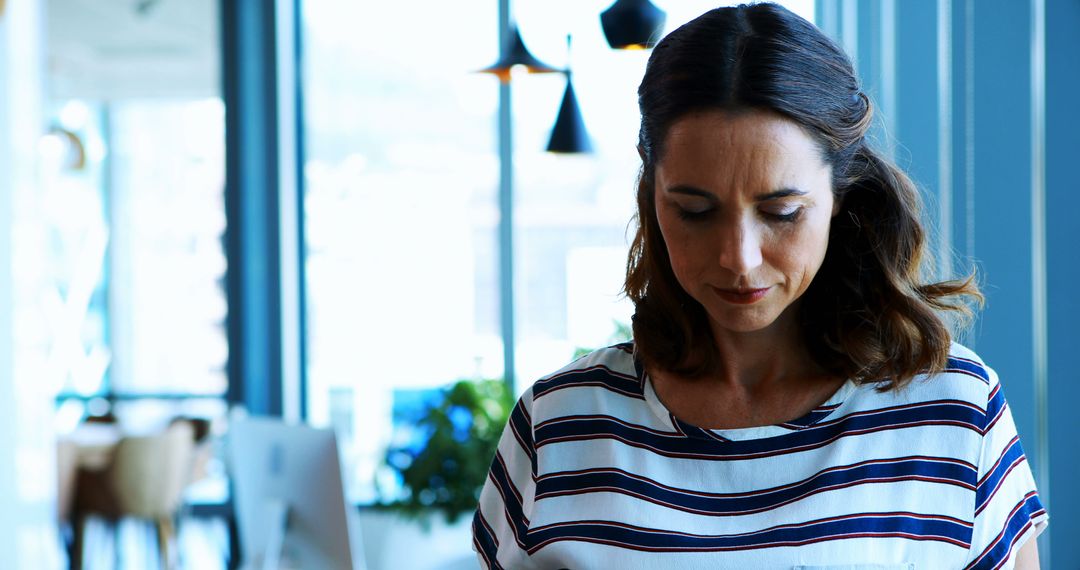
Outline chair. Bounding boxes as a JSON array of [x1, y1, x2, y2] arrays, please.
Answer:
[[70, 421, 195, 570], [169, 416, 214, 483]]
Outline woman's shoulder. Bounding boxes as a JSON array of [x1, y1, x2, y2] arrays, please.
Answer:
[[945, 341, 991, 373], [521, 342, 646, 416], [938, 341, 998, 392], [563, 341, 638, 373], [852, 341, 998, 411], [530, 342, 640, 394]]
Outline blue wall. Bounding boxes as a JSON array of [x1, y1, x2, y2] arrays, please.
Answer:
[[1044, 0, 1080, 568], [818, 0, 1077, 565]]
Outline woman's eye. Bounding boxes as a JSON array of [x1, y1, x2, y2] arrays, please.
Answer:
[[763, 207, 803, 223], [676, 207, 713, 221]]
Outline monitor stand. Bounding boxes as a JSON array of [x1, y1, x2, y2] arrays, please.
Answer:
[[260, 499, 288, 570]]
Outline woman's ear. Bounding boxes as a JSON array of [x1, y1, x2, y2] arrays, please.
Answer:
[[637, 144, 646, 163]]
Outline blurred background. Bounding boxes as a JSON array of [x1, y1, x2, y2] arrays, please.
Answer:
[[0, 0, 1076, 568]]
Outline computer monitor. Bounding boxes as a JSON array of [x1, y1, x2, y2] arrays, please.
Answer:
[[228, 416, 367, 570]]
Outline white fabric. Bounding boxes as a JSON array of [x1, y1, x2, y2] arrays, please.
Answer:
[[472, 342, 1047, 570]]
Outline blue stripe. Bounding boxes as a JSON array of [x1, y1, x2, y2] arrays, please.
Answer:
[[535, 402, 984, 460], [984, 385, 1006, 431], [966, 493, 1046, 570], [671, 416, 729, 441], [528, 513, 972, 552], [975, 437, 1025, 514], [508, 399, 536, 473], [946, 357, 991, 384], [782, 406, 839, 429], [488, 451, 531, 545], [472, 510, 503, 570], [536, 458, 977, 516], [673, 405, 838, 435], [534, 365, 643, 400]]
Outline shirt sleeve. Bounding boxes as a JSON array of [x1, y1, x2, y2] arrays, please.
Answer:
[[473, 388, 537, 570], [965, 366, 1049, 570]]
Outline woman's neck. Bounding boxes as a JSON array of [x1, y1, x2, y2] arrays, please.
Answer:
[[705, 305, 819, 391], [649, 307, 843, 430]]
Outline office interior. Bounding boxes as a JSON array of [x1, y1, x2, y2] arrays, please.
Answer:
[[0, 0, 1077, 568]]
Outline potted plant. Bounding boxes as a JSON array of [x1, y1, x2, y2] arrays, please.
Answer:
[[383, 378, 514, 525]]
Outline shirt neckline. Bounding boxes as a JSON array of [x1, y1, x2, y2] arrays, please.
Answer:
[[640, 368, 857, 442]]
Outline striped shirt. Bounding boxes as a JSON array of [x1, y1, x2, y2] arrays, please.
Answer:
[[472, 342, 1047, 569]]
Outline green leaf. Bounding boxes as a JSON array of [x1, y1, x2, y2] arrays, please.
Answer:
[[382, 378, 514, 525]]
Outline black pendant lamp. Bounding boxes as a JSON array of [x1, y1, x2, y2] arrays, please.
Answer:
[[547, 36, 592, 154], [478, 24, 560, 82], [600, 0, 667, 50], [546, 74, 592, 153]]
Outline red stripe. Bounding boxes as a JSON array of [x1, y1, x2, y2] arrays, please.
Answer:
[[965, 491, 1042, 569], [983, 402, 1007, 435], [536, 413, 681, 437], [944, 367, 994, 384], [538, 380, 646, 400], [975, 456, 1027, 518], [528, 511, 970, 536], [507, 409, 534, 463], [537, 364, 639, 384], [526, 527, 970, 554], [528, 532, 971, 554], [976, 436, 1020, 488], [537, 455, 975, 499], [471, 536, 492, 569], [537, 418, 982, 462], [535, 474, 976, 518], [476, 509, 500, 548], [494, 451, 525, 508]]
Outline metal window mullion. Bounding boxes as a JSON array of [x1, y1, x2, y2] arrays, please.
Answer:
[[1029, 0, 1049, 562], [936, 0, 953, 280], [275, 0, 305, 423], [222, 0, 285, 417], [498, 0, 516, 392]]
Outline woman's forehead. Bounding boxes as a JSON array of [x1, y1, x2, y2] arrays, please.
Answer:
[[657, 110, 829, 195]]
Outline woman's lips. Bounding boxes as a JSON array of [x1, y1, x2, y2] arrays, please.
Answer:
[[712, 286, 771, 304]]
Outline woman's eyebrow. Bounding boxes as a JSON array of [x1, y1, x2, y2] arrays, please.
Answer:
[[754, 188, 807, 201], [667, 185, 808, 202], [667, 184, 715, 198]]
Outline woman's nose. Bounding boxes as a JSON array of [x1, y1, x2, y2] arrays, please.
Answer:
[[717, 218, 763, 276]]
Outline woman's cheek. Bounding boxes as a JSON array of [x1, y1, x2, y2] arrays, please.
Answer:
[[665, 236, 701, 292]]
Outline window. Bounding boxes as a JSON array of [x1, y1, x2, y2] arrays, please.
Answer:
[[43, 0, 229, 499], [106, 100, 228, 398], [301, 0, 816, 502], [301, 0, 500, 502]]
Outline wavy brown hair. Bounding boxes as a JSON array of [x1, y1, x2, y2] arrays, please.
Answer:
[[624, 3, 982, 388]]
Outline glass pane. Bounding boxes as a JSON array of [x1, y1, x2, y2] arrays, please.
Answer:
[[107, 100, 228, 396], [42, 0, 228, 511], [43, 0, 226, 400], [302, 0, 499, 502], [46, 0, 226, 398], [30, 101, 112, 396]]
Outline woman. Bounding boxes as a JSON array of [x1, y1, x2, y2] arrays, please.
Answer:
[[472, 4, 1047, 568]]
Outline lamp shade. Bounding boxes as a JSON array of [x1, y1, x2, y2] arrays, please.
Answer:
[[478, 24, 560, 82], [600, 0, 667, 50], [546, 75, 592, 154]]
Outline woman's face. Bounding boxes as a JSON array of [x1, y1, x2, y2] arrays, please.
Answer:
[[654, 109, 837, 337]]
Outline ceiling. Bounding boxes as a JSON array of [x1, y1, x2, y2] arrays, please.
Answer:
[[48, 0, 219, 100]]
